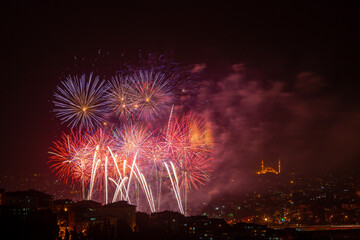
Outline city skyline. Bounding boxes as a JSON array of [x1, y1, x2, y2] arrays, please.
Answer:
[[1, 0, 360, 222]]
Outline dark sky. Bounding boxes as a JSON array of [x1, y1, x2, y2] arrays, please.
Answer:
[[1, 0, 359, 178]]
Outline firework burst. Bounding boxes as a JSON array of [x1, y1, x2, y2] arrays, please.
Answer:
[[49, 130, 91, 183], [113, 123, 152, 158], [107, 74, 136, 119], [165, 113, 213, 189], [130, 70, 173, 121], [53, 73, 109, 130]]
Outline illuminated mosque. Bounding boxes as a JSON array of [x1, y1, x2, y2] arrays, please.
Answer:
[[256, 159, 281, 175]]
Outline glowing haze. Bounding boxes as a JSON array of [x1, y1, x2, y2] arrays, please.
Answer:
[[190, 63, 360, 209]]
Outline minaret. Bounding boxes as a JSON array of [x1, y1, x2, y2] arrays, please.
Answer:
[[278, 158, 281, 174], [261, 160, 264, 172]]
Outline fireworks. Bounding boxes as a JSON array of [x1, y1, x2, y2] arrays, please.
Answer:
[[107, 70, 174, 121], [49, 129, 91, 184], [50, 54, 213, 215], [53, 73, 109, 130], [130, 70, 173, 121], [107, 74, 135, 119]]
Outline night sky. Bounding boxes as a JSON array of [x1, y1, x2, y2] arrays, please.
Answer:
[[1, 0, 359, 187]]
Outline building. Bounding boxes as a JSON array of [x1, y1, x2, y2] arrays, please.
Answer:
[[53, 199, 73, 213], [150, 210, 185, 235], [97, 201, 136, 231], [53, 199, 73, 237], [233, 222, 268, 239], [184, 215, 229, 240], [68, 200, 102, 232], [1, 189, 53, 218], [0, 189, 58, 240], [68, 200, 136, 233], [256, 159, 281, 175]]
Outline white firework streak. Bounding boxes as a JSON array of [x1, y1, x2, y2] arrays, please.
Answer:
[[104, 156, 108, 204], [125, 151, 139, 203], [134, 164, 156, 212], [109, 177, 128, 202], [164, 162, 184, 214]]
